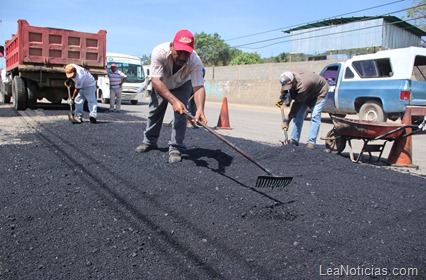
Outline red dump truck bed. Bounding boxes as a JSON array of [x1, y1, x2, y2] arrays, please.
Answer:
[[1, 20, 107, 110], [5, 19, 107, 73]]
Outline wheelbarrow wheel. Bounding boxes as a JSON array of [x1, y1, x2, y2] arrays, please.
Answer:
[[325, 128, 346, 154]]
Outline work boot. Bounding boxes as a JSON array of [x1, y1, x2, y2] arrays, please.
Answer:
[[135, 143, 157, 153], [74, 114, 83, 123], [168, 151, 182, 164], [306, 143, 315, 150], [289, 139, 299, 146], [186, 120, 198, 129]]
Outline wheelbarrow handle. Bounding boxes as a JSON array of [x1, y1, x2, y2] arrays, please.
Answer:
[[374, 124, 422, 140]]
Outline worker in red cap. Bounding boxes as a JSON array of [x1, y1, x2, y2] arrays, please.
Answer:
[[135, 30, 207, 164]]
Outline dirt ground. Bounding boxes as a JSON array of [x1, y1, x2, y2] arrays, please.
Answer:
[[0, 102, 425, 279]]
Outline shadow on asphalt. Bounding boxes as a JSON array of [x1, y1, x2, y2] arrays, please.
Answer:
[[184, 147, 296, 206]]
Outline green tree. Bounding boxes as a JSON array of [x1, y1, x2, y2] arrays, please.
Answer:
[[229, 48, 243, 59], [194, 32, 231, 66], [273, 52, 291, 63], [230, 52, 263, 65], [405, 0, 426, 30], [140, 54, 151, 65]]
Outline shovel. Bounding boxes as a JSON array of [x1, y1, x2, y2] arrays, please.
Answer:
[[64, 82, 80, 124], [184, 112, 293, 188], [276, 98, 290, 145]]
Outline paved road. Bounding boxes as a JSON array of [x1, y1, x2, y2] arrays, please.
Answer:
[[171, 100, 426, 177], [0, 100, 425, 279], [2, 99, 425, 176]]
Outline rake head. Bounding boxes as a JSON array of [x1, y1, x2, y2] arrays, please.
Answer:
[[280, 140, 289, 145], [255, 175, 293, 189]]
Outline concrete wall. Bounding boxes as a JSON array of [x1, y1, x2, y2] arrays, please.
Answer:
[[204, 59, 341, 106]]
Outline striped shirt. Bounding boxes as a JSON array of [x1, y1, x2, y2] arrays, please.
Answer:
[[107, 69, 127, 89]]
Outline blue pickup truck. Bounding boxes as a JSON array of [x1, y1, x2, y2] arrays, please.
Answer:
[[319, 47, 426, 122]]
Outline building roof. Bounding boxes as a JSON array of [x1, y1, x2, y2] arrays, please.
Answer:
[[283, 16, 426, 37]]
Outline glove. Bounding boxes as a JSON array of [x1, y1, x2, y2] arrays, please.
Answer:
[[276, 99, 284, 108], [281, 119, 289, 131], [68, 99, 74, 106], [65, 78, 73, 87]]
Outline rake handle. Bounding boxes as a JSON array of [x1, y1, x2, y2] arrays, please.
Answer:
[[185, 112, 274, 176]]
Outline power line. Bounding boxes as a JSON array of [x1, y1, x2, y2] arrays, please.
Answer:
[[242, 15, 425, 51], [225, 0, 407, 42], [229, 4, 425, 51]]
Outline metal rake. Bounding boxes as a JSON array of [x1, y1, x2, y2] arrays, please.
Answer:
[[185, 112, 293, 188]]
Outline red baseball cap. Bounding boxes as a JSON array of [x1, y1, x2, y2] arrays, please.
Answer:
[[173, 30, 194, 53]]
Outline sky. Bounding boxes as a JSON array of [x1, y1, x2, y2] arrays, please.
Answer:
[[0, 0, 416, 68]]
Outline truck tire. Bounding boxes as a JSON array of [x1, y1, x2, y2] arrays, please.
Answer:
[[12, 76, 27, 111], [26, 80, 38, 109], [359, 101, 387, 122]]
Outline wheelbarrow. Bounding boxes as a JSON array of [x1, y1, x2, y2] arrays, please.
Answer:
[[321, 116, 425, 163]]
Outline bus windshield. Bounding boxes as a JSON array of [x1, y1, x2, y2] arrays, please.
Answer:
[[108, 62, 145, 83]]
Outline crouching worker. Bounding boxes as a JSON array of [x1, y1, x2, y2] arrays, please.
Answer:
[[279, 71, 329, 149], [65, 64, 98, 123], [135, 29, 207, 163]]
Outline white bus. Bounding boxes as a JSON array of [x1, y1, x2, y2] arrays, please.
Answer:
[[97, 53, 146, 105]]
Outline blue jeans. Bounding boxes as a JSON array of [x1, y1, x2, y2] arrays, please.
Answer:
[[187, 93, 196, 116], [74, 85, 97, 118], [290, 98, 326, 145]]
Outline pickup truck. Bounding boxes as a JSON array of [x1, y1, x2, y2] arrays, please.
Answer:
[[319, 47, 426, 122], [0, 20, 106, 110]]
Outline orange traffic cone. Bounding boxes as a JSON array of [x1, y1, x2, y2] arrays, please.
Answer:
[[386, 109, 417, 168], [215, 97, 232, 130]]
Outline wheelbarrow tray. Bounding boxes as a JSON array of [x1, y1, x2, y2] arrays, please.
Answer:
[[324, 116, 423, 163], [331, 116, 405, 140]]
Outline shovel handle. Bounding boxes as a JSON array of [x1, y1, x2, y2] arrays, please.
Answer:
[[184, 111, 274, 176]]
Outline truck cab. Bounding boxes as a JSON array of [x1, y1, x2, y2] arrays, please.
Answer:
[[320, 47, 426, 122]]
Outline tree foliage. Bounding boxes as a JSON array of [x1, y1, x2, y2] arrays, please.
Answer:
[[140, 54, 151, 65], [405, 0, 426, 30], [194, 32, 231, 66], [230, 52, 263, 65]]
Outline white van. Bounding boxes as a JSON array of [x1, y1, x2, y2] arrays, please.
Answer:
[[97, 53, 146, 105]]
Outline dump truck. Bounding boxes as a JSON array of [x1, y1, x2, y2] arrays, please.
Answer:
[[0, 20, 107, 110]]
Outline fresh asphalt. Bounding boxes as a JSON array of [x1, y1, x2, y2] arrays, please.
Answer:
[[0, 100, 424, 279], [198, 101, 426, 177]]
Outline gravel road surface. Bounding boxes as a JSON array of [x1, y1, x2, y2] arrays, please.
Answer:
[[0, 101, 425, 279]]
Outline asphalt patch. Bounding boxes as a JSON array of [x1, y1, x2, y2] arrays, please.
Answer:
[[0, 107, 424, 279]]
